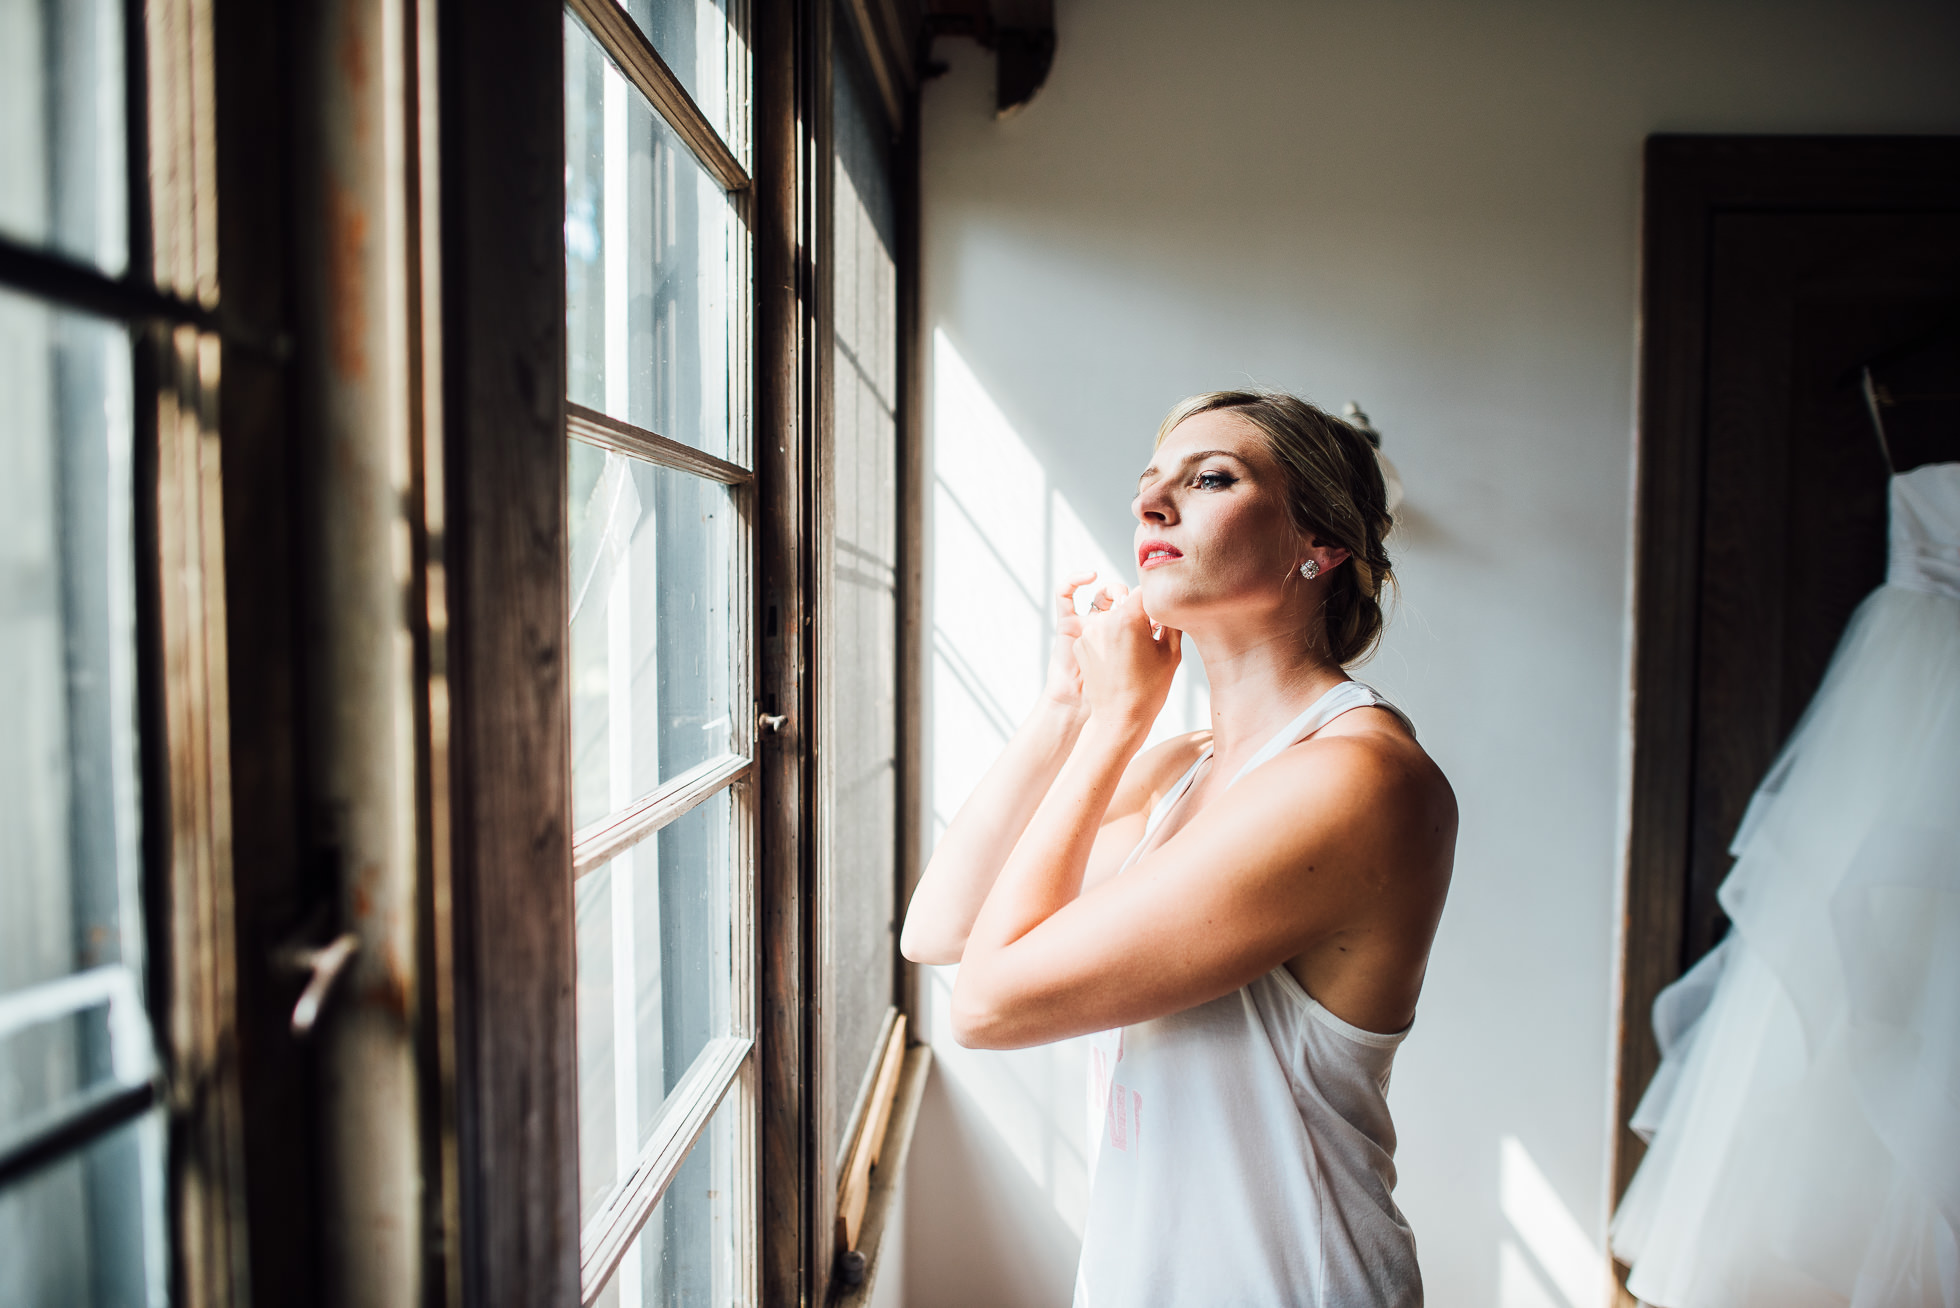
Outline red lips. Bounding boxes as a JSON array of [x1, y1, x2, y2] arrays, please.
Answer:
[[1137, 540, 1183, 570]]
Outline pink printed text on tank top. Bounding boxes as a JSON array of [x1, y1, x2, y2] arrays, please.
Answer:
[[1089, 1028, 1143, 1156]]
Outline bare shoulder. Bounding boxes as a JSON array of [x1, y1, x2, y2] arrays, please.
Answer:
[[1248, 707, 1457, 859], [1216, 709, 1454, 1032]]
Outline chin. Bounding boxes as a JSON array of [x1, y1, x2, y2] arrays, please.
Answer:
[[1138, 573, 1199, 629]]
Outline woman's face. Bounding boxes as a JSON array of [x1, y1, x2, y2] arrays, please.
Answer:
[[1131, 409, 1317, 632]]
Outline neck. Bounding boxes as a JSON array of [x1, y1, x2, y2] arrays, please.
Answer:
[[1188, 614, 1347, 769]]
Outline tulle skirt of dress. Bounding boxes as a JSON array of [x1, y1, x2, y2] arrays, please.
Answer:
[[1609, 582, 1960, 1307]]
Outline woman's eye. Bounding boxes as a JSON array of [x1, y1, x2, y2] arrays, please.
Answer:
[[1194, 470, 1234, 490]]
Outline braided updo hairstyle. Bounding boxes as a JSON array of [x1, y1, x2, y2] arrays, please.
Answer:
[[1154, 390, 1395, 667]]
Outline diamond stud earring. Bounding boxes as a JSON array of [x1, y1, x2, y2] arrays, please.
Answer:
[[1299, 560, 1320, 580]]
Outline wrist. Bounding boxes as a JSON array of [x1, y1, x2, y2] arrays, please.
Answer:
[[1080, 710, 1151, 755], [1035, 693, 1091, 732]]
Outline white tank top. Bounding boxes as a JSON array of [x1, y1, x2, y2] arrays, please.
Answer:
[[1074, 681, 1423, 1308]]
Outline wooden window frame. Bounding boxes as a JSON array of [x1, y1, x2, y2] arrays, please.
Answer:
[[5, 0, 922, 1302], [811, 2, 930, 1302], [558, 2, 764, 1303], [435, 0, 582, 1301], [242, 1, 928, 1303], [756, 1, 926, 1303], [0, 0, 252, 1300]]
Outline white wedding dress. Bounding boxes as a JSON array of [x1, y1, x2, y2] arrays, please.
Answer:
[[1610, 461, 1960, 1307]]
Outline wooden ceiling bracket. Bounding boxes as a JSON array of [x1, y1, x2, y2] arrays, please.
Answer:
[[920, 0, 1055, 118]]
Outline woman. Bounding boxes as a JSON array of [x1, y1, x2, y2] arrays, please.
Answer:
[[901, 390, 1457, 1306]]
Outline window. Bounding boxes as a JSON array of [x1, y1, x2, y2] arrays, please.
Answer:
[[2, 0, 924, 1301], [820, 0, 903, 1217], [563, 3, 756, 1304], [0, 0, 242, 1302]]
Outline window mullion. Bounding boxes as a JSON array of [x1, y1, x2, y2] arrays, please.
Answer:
[[565, 0, 751, 193], [579, 1035, 751, 1305], [0, 237, 220, 334], [572, 751, 753, 877], [569, 402, 754, 484], [0, 1081, 161, 1192]]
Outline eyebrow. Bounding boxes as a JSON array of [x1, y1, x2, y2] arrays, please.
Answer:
[[1136, 449, 1249, 486]]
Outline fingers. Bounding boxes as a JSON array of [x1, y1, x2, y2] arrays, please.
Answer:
[[1056, 570, 1098, 618], [1091, 590, 1177, 652], [1088, 580, 1129, 612]]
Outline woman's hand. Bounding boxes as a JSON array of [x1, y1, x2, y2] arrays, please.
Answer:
[[1076, 585, 1182, 736], [1041, 571, 1100, 712]]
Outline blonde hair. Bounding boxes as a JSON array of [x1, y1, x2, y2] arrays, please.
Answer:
[[1155, 390, 1395, 666]]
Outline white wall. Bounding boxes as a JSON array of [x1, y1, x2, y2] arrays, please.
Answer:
[[900, 3, 1960, 1305]]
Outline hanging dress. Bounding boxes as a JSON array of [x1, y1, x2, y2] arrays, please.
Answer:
[[1073, 680, 1425, 1308], [1610, 461, 1960, 1306]]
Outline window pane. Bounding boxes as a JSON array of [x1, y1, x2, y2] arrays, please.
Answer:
[[566, 13, 736, 461], [575, 788, 734, 1217], [0, 0, 129, 275], [0, 1110, 165, 1307], [622, 0, 742, 165], [823, 29, 900, 1166], [0, 967, 152, 1144], [590, 1091, 738, 1308], [569, 445, 736, 829], [0, 291, 150, 1107]]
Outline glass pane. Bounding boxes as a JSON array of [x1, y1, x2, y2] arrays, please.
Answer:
[[0, 1110, 166, 1307], [569, 445, 735, 830], [576, 788, 734, 1218], [567, 13, 737, 461], [0, 0, 129, 275], [622, 0, 742, 164], [591, 1091, 738, 1308], [0, 967, 152, 1144], [0, 289, 150, 1124], [823, 29, 900, 1167]]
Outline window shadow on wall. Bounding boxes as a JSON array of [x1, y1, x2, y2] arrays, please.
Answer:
[[908, 328, 1210, 1304]]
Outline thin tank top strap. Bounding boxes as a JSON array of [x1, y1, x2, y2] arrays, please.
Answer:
[[1224, 679, 1413, 789], [1131, 754, 1209, 857], [1120, 681, 1413, 875]]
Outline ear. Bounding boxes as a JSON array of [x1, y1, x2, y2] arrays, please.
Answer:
[[1308, 538, 1352, 572]]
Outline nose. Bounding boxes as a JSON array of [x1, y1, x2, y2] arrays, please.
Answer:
[[1133, 475, 1176, 525]]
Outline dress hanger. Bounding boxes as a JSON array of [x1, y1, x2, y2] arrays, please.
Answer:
[[1857, 315, 1960, 475], [1860, 364, 1898, 475]]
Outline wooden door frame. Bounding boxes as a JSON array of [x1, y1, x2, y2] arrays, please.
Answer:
[[1614, 134, 1960, 1220]]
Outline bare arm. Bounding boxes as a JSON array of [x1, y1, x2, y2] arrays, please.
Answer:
[[950, 734, 1450, 1049], [949, 592, 1455, 1049], [901, 574, 1192, 964], [900, 697, 1086, 964], [899, 573, 1102, 965]]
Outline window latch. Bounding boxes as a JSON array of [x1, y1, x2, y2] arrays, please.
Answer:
[[276, 933, 360, 1036], [757, 710, 788, 734]]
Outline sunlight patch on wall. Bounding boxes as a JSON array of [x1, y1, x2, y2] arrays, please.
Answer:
[[924, 327, 1210, 1240], [1499, 1135, 1603, 1308], [1498, 1238, 1566, 1308], [924, 963, 1091, 1238], [930, 328, 1043, 832], [929, 328, 1206, 848]]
